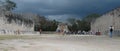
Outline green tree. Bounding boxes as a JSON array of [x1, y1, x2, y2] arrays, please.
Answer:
[[67, 18, 76, 25], [67, 18, 91, 32], [4, 0, 16, 11], [67, 18, 77, 31], [41, 20, 59, 31], [83, 13, 100, 23]]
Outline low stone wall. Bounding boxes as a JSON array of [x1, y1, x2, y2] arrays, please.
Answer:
[[0, 30, 57, 34]]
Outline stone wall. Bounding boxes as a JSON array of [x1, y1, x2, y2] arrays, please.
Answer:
[[0, 11, 34, 34], [91, 7, 120, 35]]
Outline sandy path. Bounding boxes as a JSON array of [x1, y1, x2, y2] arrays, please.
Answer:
[[0, 35, 120, 51]]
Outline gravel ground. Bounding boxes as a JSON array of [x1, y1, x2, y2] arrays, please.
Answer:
[[0, 34, 120, 51]]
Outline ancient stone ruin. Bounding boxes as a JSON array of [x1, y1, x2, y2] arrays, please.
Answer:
[[0, 9, 34, 34], [56, 23, 69, 33], [91, 7, 120, 35]]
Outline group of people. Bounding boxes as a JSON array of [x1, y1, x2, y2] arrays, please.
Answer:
[[0, 26, 114, 38], [94, 26, 114, 38]]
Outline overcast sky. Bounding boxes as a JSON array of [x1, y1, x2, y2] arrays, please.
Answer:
[[12, 0, 120, 22]]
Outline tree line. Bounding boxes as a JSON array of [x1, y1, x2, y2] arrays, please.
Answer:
[[67, 14, 100, 32], [0, 0, 59, 31], [0, 0, 101, 32]]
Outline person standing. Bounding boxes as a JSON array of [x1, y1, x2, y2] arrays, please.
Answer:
[[109, 26, 114, 38], [3, 29, 6, 34], [39, 29, 42, 34]]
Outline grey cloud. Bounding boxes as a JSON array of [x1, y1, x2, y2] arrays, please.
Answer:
[[12, 0, 120, 21]]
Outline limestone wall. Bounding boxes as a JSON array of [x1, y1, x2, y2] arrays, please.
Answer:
[[0, 16, 34, 32], [91, 7, 120, 35], [0, 14, 34, 34]]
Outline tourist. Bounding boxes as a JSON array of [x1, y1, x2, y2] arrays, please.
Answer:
[[39, 29, 42, 34], [17, 29, 20, 34], [2, 29, 6, 34], [78, 30, 81, 34], [82, 30, 86, 34], [56, 29, 60, 33], [109, 26, 114, 38]]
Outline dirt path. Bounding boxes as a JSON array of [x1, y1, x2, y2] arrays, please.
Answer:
[[0, 35, 120, 51]]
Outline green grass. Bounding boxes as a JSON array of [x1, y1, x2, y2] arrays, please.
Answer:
[[0, 35, 42, 40], [0, 47, 15, 51], [22, 46, 30, 48]]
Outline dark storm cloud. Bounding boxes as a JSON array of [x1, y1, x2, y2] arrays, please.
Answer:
[[12, 0, 120, 21]]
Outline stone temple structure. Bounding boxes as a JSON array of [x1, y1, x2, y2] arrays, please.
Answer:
[[56, 23, 69, 33], [91, 7, 120, 35], [0, 10, 34, 34]]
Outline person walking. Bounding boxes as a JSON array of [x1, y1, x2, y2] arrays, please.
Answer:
[[109, 26, 114, 38]]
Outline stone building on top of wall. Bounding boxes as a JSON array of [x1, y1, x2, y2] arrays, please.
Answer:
[[56, 23, 69, 33]]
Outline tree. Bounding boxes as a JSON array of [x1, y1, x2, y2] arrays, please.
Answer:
[[78, 13, 100, 31], [4, 0, 16, 11], [67, 18, 77, 31], [40, 20, 59, 31], [83, 13, 100, 23], [67, 18, 91, 32], [67, 18, 76, 25], [0, 0, 16, 11]]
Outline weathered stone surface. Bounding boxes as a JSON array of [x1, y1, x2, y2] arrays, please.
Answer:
[[0, 10, 34, 34], [56, 23, 69, 33], [91, 7, 120, 35]]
